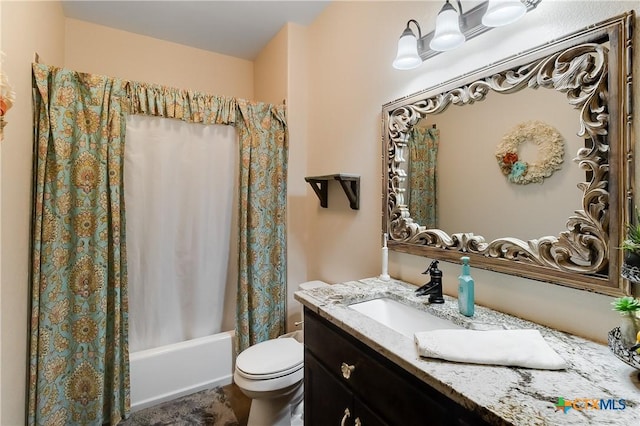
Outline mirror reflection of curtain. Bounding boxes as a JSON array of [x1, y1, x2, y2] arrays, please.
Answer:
[[124, 116, 237, 352], [408, 126, 439, 228]]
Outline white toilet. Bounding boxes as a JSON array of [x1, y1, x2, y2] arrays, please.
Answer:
[[233, 280, 329, 426]]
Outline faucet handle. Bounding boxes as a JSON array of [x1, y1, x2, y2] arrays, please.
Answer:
[[422, 259, 439, 275], [417, 260, 445, 303]]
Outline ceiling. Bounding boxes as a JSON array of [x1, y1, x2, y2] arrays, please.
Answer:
[[61, 1, 330, 60]]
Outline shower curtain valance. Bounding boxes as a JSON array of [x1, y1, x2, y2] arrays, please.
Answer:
[[127, 81, 239, 125], [126, 78, 290, 357], [29, 63, 288, 426], [127, 80, 288, 129], [127, 79, 290, 354]]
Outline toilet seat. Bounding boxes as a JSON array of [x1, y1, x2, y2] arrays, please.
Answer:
[[233, 280, 329, 425], [236, 362, 303, 380], [235, 337, 303, 380]]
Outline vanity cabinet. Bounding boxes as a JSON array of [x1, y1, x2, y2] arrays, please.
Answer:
[[305, 352, 387, 425], [303, 308, 490, 426]]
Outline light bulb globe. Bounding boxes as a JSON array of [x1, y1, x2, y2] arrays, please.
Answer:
[[482, 0, 527, 27], [429, 3, 465, 52], [393, 32, 422, 70]]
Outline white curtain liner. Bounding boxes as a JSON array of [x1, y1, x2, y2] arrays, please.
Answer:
[[124, 115, 237, 352]]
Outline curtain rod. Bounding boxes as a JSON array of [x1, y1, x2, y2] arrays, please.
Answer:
[[34, 61, 289, 111]]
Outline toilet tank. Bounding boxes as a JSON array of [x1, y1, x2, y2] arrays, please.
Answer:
[[290, 280, 330, 341]]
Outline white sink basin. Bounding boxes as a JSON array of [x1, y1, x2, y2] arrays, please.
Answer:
[[349, 297, 462, 338]]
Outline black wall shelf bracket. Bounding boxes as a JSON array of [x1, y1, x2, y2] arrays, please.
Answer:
[[305, 173, 360, 210]]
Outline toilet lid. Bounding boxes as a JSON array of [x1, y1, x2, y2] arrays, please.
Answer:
[[236, 338, 303, 379]]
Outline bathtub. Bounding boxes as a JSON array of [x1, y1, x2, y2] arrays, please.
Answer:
[[129, 330, 235, 411]]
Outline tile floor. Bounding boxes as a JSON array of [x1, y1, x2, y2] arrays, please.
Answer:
[[222, 383, 251, 426]]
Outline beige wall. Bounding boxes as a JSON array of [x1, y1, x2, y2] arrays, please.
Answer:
[[65, 18, 253, 98], [1, 2, 3, 419], [253, 22, 312, 329], [254, 25, 288, 105], [1, 2, 3, 418], [1, 6, 254, 424], [1, 1, 66, 425], [283, 23, 310, 328], [303, 0, 640, 344], [2, 0, 640, 424], [305, 1, 389, 284], [254, 23, 311, 328]]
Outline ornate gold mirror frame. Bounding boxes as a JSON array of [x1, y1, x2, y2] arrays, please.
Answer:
[[382, 12, 634, 297]]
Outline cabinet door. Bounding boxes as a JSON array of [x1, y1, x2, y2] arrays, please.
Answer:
[[353, 397, 388, 426], [304, 308, 491, 426], [305, 350, 354, 426], [305, 309, 449, 424], [305, 351, 388, 426]]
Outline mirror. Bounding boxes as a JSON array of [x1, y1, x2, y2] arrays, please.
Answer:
[[382, 12, 634, 297]]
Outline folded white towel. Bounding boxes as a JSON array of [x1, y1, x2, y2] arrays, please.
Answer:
[[414, 329, 567, 370]]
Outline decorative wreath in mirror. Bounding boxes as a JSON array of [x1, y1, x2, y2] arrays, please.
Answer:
[[495, 120, 565, 185]]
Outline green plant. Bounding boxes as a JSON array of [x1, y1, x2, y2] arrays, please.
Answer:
[[621, 208, 640, 255], [612, 296, 640, 314]]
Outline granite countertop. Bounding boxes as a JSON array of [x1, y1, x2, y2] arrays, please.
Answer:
[[294, 277, 640, 426]]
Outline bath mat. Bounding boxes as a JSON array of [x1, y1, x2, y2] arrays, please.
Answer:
[[119, 387, 239, 425]]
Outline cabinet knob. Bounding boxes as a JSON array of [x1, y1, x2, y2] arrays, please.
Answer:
[[340, 362, 355, 379], [340, 408, 351, 426]]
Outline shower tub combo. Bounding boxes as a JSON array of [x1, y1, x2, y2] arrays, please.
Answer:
[[129, 330, 235, 411], [125, 116, 239, 412]]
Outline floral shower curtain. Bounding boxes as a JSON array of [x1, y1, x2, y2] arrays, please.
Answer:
[[126, 83, 289, 352], [124, 115, 238, 352], [29, 64, 130, 425], [29, 67, 289, 424], [127, 83, 289, 353], [235, 101, 288, 352], [408, 126, 439, 228]]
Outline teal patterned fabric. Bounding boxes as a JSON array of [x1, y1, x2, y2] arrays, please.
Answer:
[[30, 63, 130, 425], [235, 100, 289, 353], [127, 81, 238, 125], [128, 82, 289, 353], [29, 68, 289, 425], [408, 127, 439, 228]]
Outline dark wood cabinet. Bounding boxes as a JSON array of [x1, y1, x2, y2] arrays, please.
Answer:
[[305, 350, 387, 425], [303, 308, 491, 426]]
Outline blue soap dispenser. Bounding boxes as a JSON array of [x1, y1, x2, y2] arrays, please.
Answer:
[[458, 256, 475, 317]]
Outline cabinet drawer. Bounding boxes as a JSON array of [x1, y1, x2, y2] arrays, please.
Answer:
[[304, 350, 354, 425], [305, 309, 450, 425]]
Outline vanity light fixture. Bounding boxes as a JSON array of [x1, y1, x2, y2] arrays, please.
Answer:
[[392, 20, 423, 70], [392, 0, 542, 70], [482, 0, 528, 27], [430, 0, 465, 52]]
